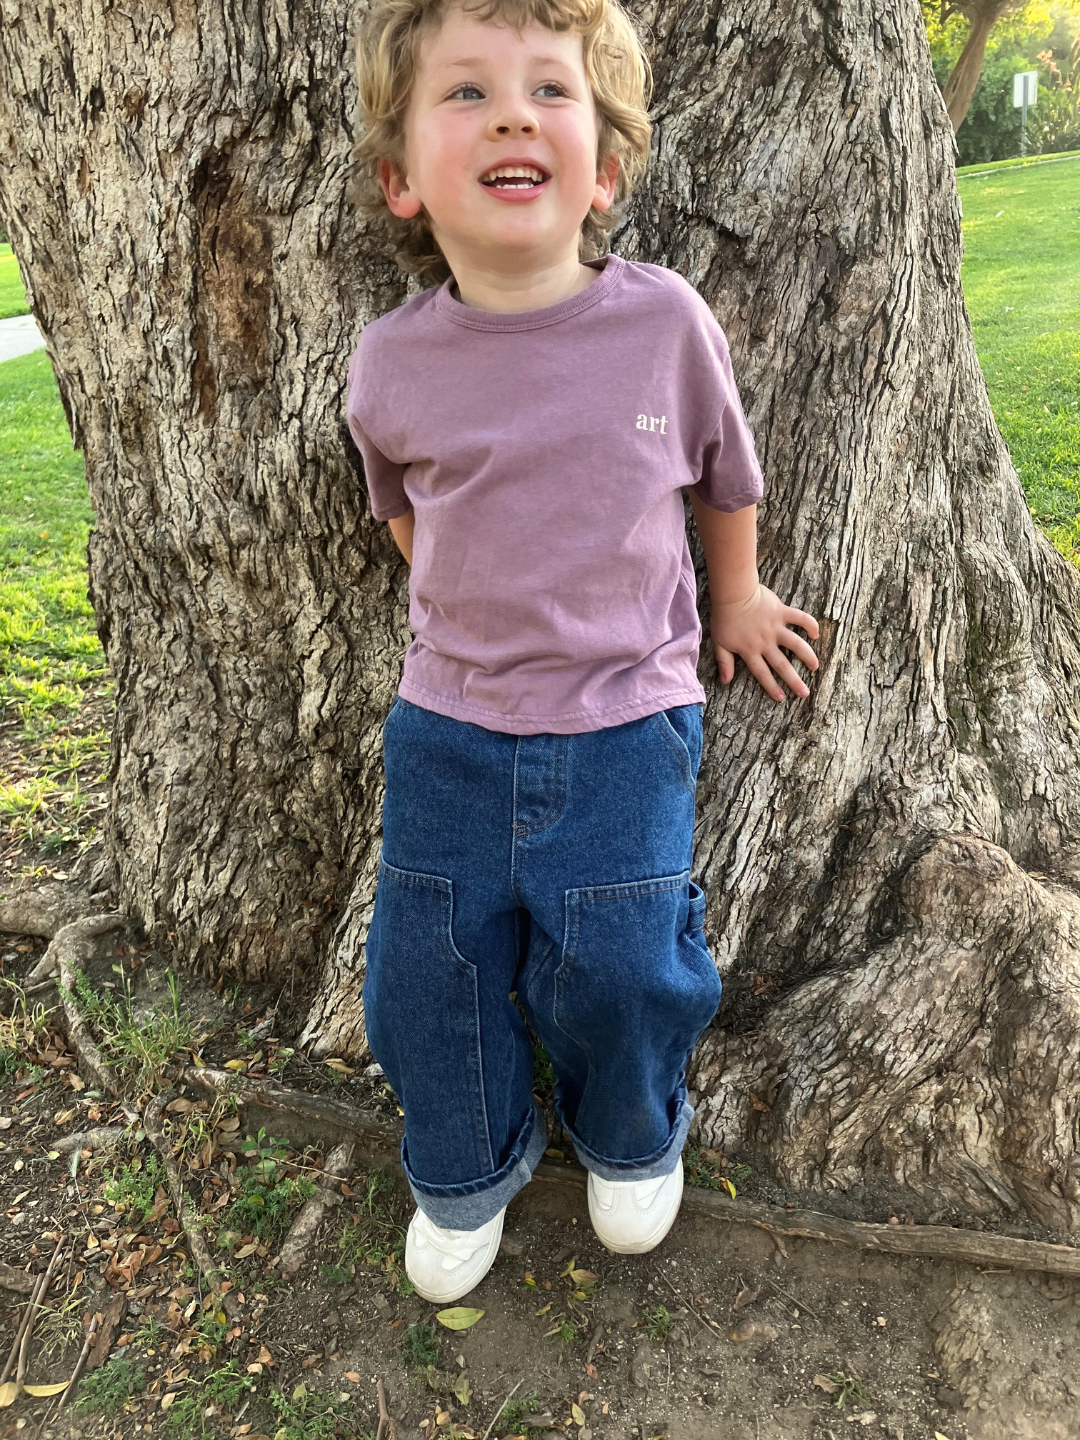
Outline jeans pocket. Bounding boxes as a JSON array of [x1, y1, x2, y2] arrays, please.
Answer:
[[650, 704, 703, 794], [556, 871, 721, 1054], [363, 858, 494, 1180]]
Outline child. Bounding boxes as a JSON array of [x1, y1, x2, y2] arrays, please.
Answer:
[[345, 0, 819, 1303]]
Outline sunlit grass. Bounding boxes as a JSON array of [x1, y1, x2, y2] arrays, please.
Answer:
[[959, 158, 1080, 549]]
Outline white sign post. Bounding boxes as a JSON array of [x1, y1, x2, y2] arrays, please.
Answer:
[[1013, 71, 1038, 156]]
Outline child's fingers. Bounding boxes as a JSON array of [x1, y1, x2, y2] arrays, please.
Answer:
[[779, 629, 819, 671], [714, 642, 735, 685], [765, 646, 810, 699], [745, 653, 786, 703], [783, 606, 820, 640]]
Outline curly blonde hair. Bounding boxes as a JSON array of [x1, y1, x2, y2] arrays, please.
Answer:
[[352, 0, 653, 286]]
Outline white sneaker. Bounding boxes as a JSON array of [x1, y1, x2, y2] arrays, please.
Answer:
[[404, 1205, 505, 1303], [587, 1163, 684, 1254]]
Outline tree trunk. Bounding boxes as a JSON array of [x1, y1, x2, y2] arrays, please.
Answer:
[[1, 0, 1078, 1230], [941, 2, 1010, 132]]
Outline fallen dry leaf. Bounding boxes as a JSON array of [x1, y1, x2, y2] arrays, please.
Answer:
[[344, 1372, 361, 1383], [436, 1306, 484, 1330], [813, 1374, 839, 1395], [733, 1285, 761, 1312]]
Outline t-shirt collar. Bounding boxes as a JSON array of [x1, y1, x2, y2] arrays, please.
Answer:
[[435, 253, 625, 332]]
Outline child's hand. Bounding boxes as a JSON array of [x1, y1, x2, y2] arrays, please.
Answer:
[[710, 585, 819, 702]]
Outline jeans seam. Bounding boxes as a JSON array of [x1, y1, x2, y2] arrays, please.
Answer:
[[650, 710, 695, 794]]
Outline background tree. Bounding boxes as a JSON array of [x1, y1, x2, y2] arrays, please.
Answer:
[[1, 0, 1078, 1231], [922, 0, 1080, 154]]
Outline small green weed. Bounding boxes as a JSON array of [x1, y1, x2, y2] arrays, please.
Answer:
[[129, 1314, 169, 1351], [225, 1156, 315, 1246], [33, 1287, 85, 1359], [402, 1322, 439, 1369], [531, 1040, 555, 1098], [319, 1261, 352, 1285], [682, 1146, 749, 1192], [334, 1170, 413, 1294], [642, 1304, 672, 1342], [61, 965, 195, 1098], [102, 1154, 165, 1219], [827, 1371, 869, 1410], [268, 1380, 352, 1440], [74, 1357, 146, 1416], [204, 1358, 257, 1407], [496, 1389, 538, 1431]]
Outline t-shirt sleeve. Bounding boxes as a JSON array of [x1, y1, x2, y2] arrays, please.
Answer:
[[687, 321, 765, 514], [345, 341, 412, 522]]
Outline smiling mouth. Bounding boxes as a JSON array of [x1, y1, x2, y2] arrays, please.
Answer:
[[480, 165, 549, 188]]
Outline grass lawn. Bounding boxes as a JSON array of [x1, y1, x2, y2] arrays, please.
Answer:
[[0, 349, 108, 876], [958, 156, 1080, 561], [0, 243, 30, 319]]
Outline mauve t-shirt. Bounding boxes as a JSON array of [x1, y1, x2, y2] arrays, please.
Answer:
[[345, 253, 763, 735]]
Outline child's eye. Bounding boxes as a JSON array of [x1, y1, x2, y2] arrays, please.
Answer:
[[449, 83, 484, 100], [535, 82, 566, 97]]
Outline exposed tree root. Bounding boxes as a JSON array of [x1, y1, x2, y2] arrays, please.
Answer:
[[692, 836, 1080, 1234], [162, 1061, 1080, 1279], [166, 1063, 402, 1153], [142, 1088, 240, 1320], [51, 1126, 128, 1156], [276, 1139, 357, 1276], [49, 915, 126, 1097], [0, 883, 94, 941], [50, 953, 1080, 1286]]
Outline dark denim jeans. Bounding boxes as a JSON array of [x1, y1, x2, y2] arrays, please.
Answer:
[[364, 696, 722, 1229]]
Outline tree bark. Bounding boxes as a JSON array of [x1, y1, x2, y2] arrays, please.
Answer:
[[940, 1, 1011, 131], [1, 0, 1078, 1229]]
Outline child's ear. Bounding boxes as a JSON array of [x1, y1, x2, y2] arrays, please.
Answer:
[[591, 151, 620, 213], [379, 157, 424, 219]]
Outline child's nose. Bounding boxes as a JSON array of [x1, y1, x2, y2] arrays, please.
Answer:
[[488, 98, 538, 138]]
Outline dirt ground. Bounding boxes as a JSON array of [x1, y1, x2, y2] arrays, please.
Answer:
[[3, 927, 1080, 1440]]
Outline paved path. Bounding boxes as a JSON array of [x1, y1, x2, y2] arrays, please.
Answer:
[[0, 314, 46, 363]]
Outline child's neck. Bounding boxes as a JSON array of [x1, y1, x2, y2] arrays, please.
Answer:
[[448, 252, 601, 313]]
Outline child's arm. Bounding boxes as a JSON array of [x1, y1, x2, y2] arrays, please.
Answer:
[[388, 509, 415, 565], [688, 493, 819, 702]]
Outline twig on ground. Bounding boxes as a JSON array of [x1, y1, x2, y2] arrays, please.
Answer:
[[482, 1378, 524, 1440], [57, 1312, 99, 1410], [15, 1235, 65, 1389], [658, 1270, 723, 1338], [376, 1377, 395, 1440], [586, 1322, 604, 1366], [768, 1278, 820, 1323], [142, 1087, 240, 1319]]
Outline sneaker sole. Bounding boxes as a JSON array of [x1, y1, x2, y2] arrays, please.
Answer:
[[406, 1209, 505, 1303], [588, 1169, 683, 1255]]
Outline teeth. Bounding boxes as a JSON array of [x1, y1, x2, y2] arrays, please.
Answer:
[[482, 166, 545, 183]]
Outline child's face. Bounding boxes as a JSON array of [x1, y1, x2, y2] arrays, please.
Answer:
[[380, 5, 619, 275]]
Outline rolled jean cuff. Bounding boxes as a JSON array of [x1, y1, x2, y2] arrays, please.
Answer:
[[560, 1093, 695, 1183], [404, 1096, 549, 1230]]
